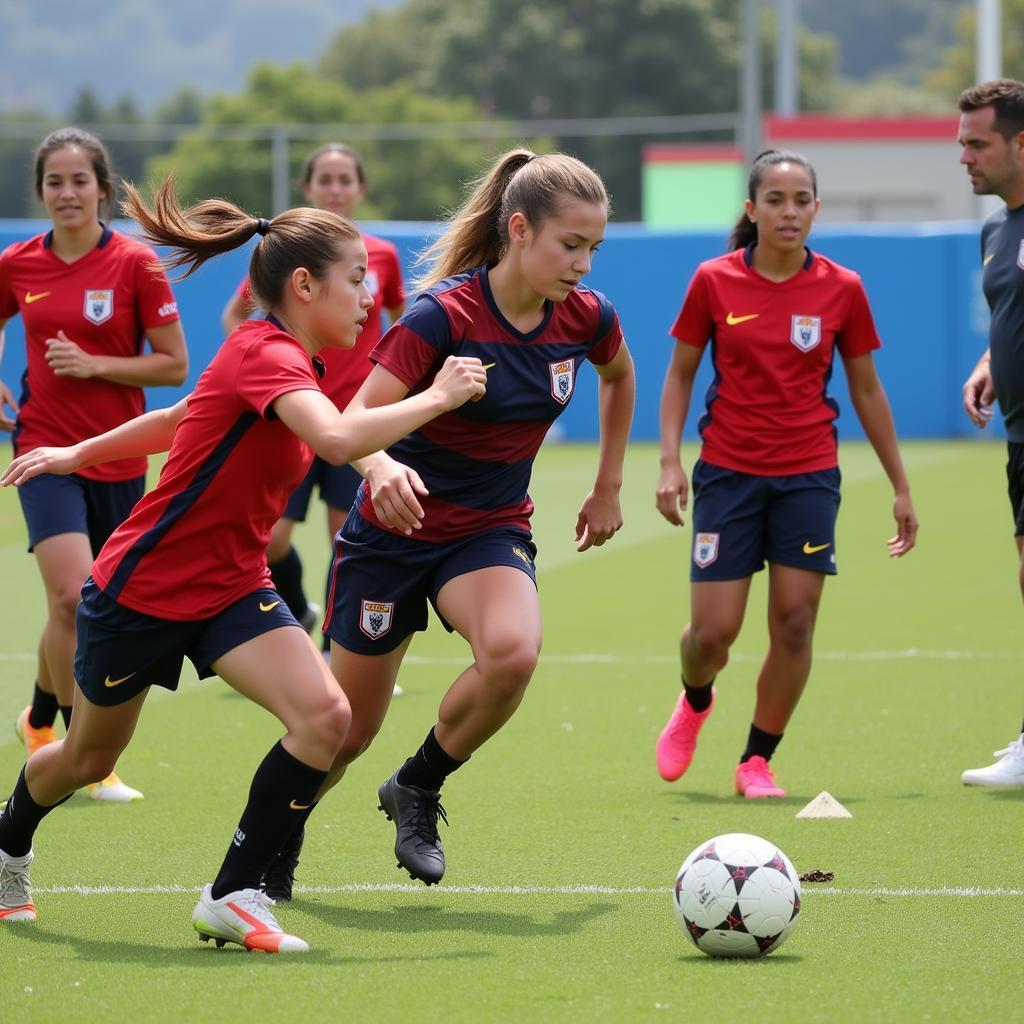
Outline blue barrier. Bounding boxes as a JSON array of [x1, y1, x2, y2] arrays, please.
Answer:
[[0, 219, 998, 442]]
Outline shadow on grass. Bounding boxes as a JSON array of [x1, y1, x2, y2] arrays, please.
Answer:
[[299, 898, 618, 938], [980, 788, 1024, 801], [6, 922, 495, 968], [674, 952, 804, 966]]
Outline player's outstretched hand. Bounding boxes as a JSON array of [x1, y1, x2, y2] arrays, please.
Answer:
[[575, 487, 623, 552], [962, 361, 995, 429], [887, 491, 918, 558], [0, 379, 18, 432], [1, 444, 83, 487], [429, 356, 487, 410], [364, 455, 429, 536], [656, 462, 689, 526]]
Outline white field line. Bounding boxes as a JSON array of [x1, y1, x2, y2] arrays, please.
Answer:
[[32, 883, 1024, 898]]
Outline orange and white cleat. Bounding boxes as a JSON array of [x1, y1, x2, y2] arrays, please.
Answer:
[[0, 847, 37, 922], [192, 884, 309, 953], [14, 707, 58, 757], [85, 771, 144, 803]]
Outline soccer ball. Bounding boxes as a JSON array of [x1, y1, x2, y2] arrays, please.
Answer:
[[673, 832, 801, 958]]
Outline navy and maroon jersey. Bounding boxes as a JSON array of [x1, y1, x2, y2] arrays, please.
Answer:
[[355, 265, 623, 543], [671, 245, 881, 476], [91, 319, 323, 620], [236, 232, 405, 411], [0, 227, 180, 482]]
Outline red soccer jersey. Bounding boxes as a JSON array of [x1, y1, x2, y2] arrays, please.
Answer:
[[671, 246, 881, 476], [91, 320, 323, 620], [235, 232, 405, 410], [0, 228, 181, 481]]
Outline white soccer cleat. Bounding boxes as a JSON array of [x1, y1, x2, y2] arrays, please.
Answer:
[[0, 847, 37, 922], [85, 771, 144, 802], [192, 884, 309, 953], [962, 734, 1024, 787]]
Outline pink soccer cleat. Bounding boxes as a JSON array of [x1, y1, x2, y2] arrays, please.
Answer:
[[735, 756, 786, 799], [656, 688, 715, 781]]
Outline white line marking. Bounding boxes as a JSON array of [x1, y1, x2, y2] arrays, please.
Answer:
[[33, 883, 1024, 897]]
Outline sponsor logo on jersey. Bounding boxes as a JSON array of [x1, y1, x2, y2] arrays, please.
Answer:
[[84, 289, 114, 325], [725, 311, 759, 325], [24, 290, 50, 304], [359, 599, 394, 639], [104, 672, 136, 688], [802, 541, 830, 555], [364, 270, 379, 296], [790, 315, 821, 352], [548, 358, 575, 405], [259, 600, 282, 612], [693, 532, 720, 568], [157, 301, 178, 318]]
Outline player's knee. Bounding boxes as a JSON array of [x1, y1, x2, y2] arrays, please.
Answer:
[[772, 606, 816, 652], [309, 692, 351, 753], [70, 747, 119, 785], [687, 620, 739, 660], [48, 583, 82, 629], [477, 635, 539, 698]]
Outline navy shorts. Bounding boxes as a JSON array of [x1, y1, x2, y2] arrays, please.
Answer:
[[689, 460, 841, 582], [1007, 442, 1024, 536], [74, 578, 300, 707], [324, 513, 538, 655], [18, 472, 145, 554], [283, 457, 362, 522]]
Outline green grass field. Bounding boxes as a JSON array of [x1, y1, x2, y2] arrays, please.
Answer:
[[0, 440, 1022, 1023]]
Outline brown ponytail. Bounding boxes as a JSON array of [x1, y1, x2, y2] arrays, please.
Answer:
[[727, 149, 818, 251]]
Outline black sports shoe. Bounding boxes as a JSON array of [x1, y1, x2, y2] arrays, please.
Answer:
[[261, 828, 304, 903], [377, 769, 448, 885]]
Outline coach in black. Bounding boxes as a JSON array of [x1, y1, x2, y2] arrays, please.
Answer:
[[958, 78, 1024, 787]]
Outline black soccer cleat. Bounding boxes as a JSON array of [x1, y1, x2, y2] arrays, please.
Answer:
[[261, 828, 304, 903], [377, 769, 449, 886]]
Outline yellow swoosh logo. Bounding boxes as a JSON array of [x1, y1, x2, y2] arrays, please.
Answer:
[[289, 800, 312, 811], [726, 312, 759, 325], [259, 600, 282, 612], [802, 541, 830, 554], [25, 291, 51, 304], [983, 254, 994, 266], [104, 672, 136, 688]]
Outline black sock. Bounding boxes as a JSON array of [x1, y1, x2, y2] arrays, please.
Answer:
[[59, 705, 72, 730], [682, 675, 714, 713], [211, 742, 327, 900], [0, 767, 73, 857], [740, 723, 783, 764], [268, 546, 308, 620], [28, 683, 59, 730], [397, 728, 467, 792]]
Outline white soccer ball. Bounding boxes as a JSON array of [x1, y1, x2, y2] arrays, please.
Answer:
[[673, 832, 801, 958]]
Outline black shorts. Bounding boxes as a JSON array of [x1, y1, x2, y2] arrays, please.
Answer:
[[1007, 442, 1024, 537], [283, 457, 362, 522], [17, 472, 144, 554], [74, 578, 300, 706]]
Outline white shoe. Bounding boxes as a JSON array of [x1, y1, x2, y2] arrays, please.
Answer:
[[962, 734, 1024, 787], [393, 684, 404, 698], [0, 847, 36, 922], [300, 602, 322, 635], [85, 772, 144, 802], [192, 884, 308, 952]]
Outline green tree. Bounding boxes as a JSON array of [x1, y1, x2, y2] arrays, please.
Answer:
[[145, 63, 514, 220], [319, 0, 837, 218]]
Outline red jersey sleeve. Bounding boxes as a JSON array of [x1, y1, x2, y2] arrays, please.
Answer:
[[0, 245, 18, 320], [588, 292, 625, 366], [836, 276, 882, 358], [669, 265, 713, 349], [379, 246, 406, 311], [130, 245, 180, 329], [371, 297, 450, 391], [234, 331, 321, 417]]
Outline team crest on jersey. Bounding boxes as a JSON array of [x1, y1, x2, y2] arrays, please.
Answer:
[[693, 532, 720, 568], [790, 315, 821, 352], [84, 289, 114, 325], [548, 358, 576, 405], [359, 599, 394, 639], [365, 270, 380, 296]]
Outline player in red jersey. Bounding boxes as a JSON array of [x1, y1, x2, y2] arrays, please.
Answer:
[[275, 149, 635, 889], [0, 180, 486, 948], [222, 144, 407, 650], [0, 128, 188, 803], [654, 150, 918, 798]]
